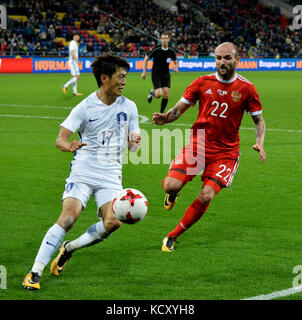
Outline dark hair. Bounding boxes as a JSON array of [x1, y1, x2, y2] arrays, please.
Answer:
[[161, 31, 170, 38], [91, 54, 130, 87], [73, 32, 80, 37]]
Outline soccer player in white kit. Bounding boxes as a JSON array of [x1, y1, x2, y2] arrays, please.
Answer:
[[62, 33, 83, 96], [23, 55, 142, 290]]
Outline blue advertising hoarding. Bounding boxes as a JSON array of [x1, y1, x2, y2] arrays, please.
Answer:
[[28, 57, 302, 73]]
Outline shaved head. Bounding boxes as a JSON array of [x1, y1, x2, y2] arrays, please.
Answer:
[[215, 42, 239, 58]]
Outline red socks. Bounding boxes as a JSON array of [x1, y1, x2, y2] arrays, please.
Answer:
[[168, 198, 210, 239]]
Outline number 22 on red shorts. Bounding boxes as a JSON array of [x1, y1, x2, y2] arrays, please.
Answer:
[[202, 157, 240, 188]]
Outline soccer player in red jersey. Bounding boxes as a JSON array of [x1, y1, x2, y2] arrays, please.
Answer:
[[152, 42, 266, 252]]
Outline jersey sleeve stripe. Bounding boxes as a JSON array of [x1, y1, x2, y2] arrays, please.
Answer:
[[237, 75, 252, 85], [180, 97, 193, 105], [247, 110, 262, 116]]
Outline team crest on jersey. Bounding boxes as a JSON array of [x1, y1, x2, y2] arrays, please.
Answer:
[[231, 90, 242, 102], [117, 112, 128, 125]]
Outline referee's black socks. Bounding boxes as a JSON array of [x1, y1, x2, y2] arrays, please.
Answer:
[[160, 98, 168, 113]]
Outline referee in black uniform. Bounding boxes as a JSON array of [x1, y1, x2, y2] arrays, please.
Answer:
[[142, 32, 178, 113]]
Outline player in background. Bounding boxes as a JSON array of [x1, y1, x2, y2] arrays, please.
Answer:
[[141, 32, 178, 113], [152, 42, 266, 252], [23, 55, 142, 290], [62, 32, 83, 96]]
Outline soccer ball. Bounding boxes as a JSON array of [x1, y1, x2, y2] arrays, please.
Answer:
[[112, 188, 148, 224]]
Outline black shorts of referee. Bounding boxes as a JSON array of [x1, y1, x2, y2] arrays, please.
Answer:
[[152, 72, 171, 89]]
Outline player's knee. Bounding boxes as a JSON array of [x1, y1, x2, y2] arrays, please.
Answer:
[[199, 187, 215, 204], [163, 92, 169, 99], [154, 89, 162, 98], [57, 214, 76, 232], [163, 177, 182, 194], [58, 201, 81, 231], [103, 216, 121, 233]]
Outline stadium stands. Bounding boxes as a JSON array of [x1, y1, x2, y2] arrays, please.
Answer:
[[0, 0, 301, 58]]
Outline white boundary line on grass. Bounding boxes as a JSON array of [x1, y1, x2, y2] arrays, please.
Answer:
[[0, 113, 151, 123], [1, 112, 302, 133], [1, 103, 302, 132], [0, 103, 72, 110], [0, 114, 65, 120], [242, 285, 302, 300], [0, 103, 150, 123]]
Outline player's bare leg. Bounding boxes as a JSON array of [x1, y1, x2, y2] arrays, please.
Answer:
[[57, 197, 83, 231], [163, 177, 183, 210], [99, 201, 122, 234], [148, 88, 162, 103], [163, 184, 217, 252], [49, 198, 82, 276], [51, 201, 122, 276], [73, 75, 83, 96], [154, 88, 162, 99], [24, 198, 82, 289], [197, 184, 216, 204]]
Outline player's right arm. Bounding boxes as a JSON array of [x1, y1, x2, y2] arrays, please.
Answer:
[[152, 77, 200, 125], [71, 49, 79, 64], [152, 99, 190, 125], [56, 126, 87, 152], [141, 55, 149, 79]]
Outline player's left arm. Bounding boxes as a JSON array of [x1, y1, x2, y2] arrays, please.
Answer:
[[252, 114, 266, 162]]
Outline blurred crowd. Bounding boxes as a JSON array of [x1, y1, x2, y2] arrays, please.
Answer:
[[0, 0, 301, 58]]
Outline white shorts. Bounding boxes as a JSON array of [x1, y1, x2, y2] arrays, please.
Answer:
[[69, 60, 80, 76], [62, 182, 122, 210]]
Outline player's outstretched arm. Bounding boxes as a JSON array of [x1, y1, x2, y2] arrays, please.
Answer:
[[152, 100, 190, 125], [252, 114, 266, 162], [56, 126, 87, 153]]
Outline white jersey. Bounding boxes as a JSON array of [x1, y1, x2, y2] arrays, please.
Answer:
[[69, 40, 78, 62], [60, 91, 140, 187]]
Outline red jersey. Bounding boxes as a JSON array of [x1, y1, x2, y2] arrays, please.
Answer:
[[181, 73, 262, 157]]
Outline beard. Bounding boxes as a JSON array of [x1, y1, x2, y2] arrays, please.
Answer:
[[217, 64, 236, 79]]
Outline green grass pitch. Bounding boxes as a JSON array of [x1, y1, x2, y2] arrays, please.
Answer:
[[0, 70, 301, 300]]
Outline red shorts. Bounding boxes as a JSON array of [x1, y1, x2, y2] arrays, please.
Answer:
[[167, 144, 239, 194]]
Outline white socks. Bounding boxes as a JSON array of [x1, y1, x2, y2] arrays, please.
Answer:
[[64, 77, 78, 94], [31, 223, 66, 276], [31, 220, 109, 277], [65, 220, 109, 253]]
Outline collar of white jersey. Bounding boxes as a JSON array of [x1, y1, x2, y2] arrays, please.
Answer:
[[215, 72, 237, 83], [94, 91, 122, 106]]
